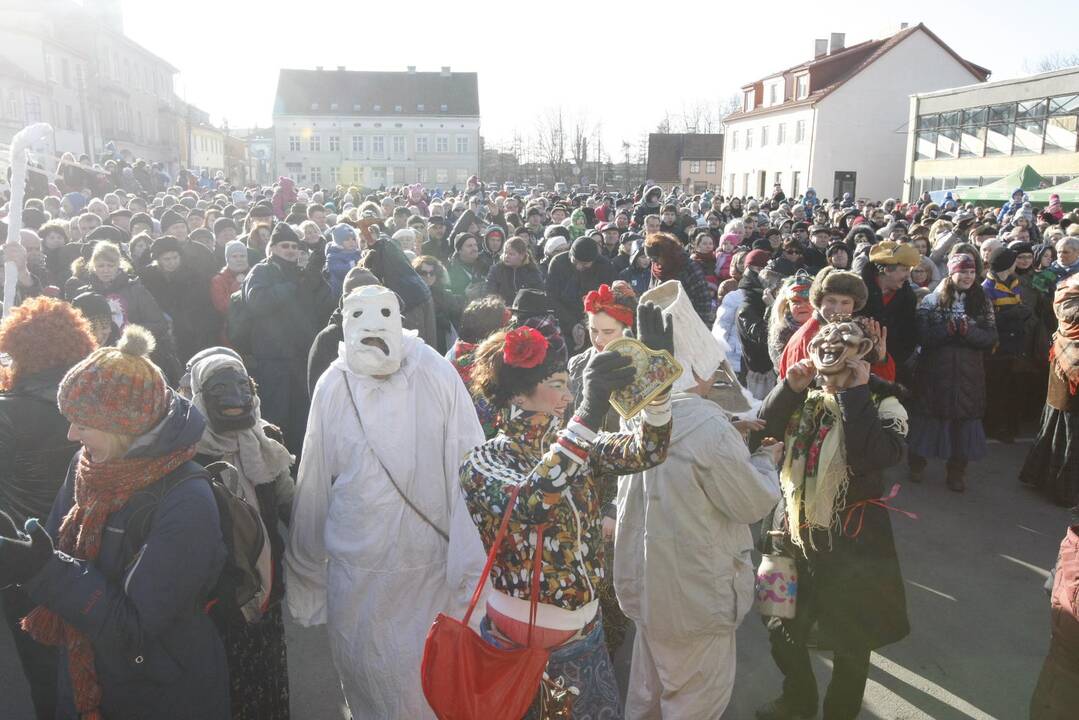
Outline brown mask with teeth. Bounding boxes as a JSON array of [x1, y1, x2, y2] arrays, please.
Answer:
[[807, 316, 873, 390]]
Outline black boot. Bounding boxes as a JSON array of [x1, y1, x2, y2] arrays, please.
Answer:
[[946, 458, 967, 493], [756, 696, 818, 720], [908, 453, 927, 483]]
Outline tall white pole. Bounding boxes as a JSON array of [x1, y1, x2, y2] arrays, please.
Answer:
[[3, 123, 52, 318]]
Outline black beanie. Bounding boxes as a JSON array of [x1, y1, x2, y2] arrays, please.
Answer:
[[71, 292, 112, 321], [150, 235, 182, 259], [213, 217, 238, 235], [454, 232, 478, 252], [269, 222, 300, 247], [160, 209, 186, 230], [570, 236, 599, 263], [989, 246, 1018, 273], [129, 212, 153, 230]]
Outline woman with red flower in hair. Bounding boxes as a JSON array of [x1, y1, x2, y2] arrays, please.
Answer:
[[460, 305, 673, 718], [567, 281, 638, 656], [0, 297, 97, 720]]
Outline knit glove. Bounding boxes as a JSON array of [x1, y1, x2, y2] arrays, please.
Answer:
[[0, 509, 18, 539], [636, 302, 674, 354], [0, 519, 54, 587], [576, 350, 635, 431]]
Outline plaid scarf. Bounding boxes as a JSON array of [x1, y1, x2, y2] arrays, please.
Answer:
[[1051, 278, 1079, 394], [22, 445, 196, 720]]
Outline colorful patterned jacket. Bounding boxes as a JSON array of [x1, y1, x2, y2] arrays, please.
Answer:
[[460, 409, 670, 611]]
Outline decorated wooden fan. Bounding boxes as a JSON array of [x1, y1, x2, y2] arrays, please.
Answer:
[[604, 337, 682, 419]]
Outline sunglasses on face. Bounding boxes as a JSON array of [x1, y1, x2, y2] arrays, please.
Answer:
[[276, 242, 299, 250], [784, 249, 803, 256]]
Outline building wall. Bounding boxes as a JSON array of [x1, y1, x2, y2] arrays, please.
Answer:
[[677, 158, 723, 192], [189, 126, 224, 174], [0, 26, 90, 155], [902, 68, 1079, 200], [812, 29, 983, 200], [722, 106, 815, 199], [273, 114, 480, 188]]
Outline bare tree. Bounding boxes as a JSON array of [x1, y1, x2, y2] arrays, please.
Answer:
[[570, 114, 592, 182], [655, 112, 673, 134], [1024, 52, 1079, 73], [535, 107, 567, 183], [718, 92, 742, 119]]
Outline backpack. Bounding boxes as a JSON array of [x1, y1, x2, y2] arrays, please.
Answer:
[[227, 289, 254, 355], [123, 460, 273, 624]]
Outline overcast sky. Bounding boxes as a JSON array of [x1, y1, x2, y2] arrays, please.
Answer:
[[121, 0, 1079, 158]]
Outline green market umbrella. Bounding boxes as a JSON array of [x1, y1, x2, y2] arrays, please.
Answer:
[[955, 165, 1048, 202]]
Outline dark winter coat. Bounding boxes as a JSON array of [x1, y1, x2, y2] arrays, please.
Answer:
[[545, 252, 618, 340], [23, 397, 229, 720], [756, 381, 910, 651], [736, 267, 773, 374], [70, 272, 182, 384], [912, 287, 998, 419], [619, 247, 651, 297], [243, 255, 334, 361], [651, 247, 716, 327], [0, 367, 79, 527], [857, 262, 918, 384], [139, 264, 222, 364], [485, 261, 544, 305]]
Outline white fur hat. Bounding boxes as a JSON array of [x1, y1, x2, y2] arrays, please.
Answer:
[[640, 280, 724, 393]]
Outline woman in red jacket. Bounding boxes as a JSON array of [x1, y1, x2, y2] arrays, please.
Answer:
[[210, 240, 250, 344]]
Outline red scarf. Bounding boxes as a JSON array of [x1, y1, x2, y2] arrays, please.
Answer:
[[22, 445, 196, 720]]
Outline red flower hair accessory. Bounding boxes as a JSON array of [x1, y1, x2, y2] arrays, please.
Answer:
[[503, 326, 549, 368], [584, 283, 635, 327]]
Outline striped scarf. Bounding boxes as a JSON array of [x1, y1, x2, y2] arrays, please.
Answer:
[[22, 445, 196, 720], [982, 274, 1021, 308]]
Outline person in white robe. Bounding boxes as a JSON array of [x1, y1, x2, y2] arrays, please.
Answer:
[[285, 286, 486, 719], [614, 280, 783, 719]]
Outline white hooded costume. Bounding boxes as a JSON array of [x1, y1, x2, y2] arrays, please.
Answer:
[[286, 286, 486, 719], [615, 281, 781, 719]]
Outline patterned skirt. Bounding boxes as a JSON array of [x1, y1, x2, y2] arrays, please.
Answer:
[[481, 611, 622, 719], [1020, 404, 1079, 507], [216, 603, 291, 720]]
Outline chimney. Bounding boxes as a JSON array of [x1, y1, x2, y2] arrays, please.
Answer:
[[814, 39, 827, 58], [336, 65, 345, 71], [900, 22, 909, 30], [440, 66, 451, 77], [315, 65, 323, 71], [407, 66, 416, 73], [828, 32, 845, 54]]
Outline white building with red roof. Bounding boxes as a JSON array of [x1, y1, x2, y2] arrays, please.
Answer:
[[721, 23, 989, 202]]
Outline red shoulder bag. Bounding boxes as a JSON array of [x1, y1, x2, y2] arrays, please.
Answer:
[[421, 483, 549, 719]]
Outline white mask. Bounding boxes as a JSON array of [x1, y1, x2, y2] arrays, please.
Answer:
[[342, 286, 404, 376]]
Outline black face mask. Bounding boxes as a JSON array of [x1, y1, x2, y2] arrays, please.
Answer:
[[202, 367, 256, 432]]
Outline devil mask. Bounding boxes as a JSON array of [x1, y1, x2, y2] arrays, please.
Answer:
[[807, 316, 873, 390], [343, 285, 404, 376], [202, 366, 257, 432]]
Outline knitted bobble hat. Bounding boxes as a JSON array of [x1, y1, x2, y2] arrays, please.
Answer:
[[58, 325, 168, 436]]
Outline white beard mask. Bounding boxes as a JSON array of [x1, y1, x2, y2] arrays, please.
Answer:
[[343, 286, 404, 376]]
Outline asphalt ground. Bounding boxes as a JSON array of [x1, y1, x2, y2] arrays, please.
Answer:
[[1, 438, 1069, 719]]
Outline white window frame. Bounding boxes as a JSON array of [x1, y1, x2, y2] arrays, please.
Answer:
[[436, 135, 449, 153], [777, 123, 786, 145], [329, 135, 340, 152], [372, 135, 385, 157], [796, 119, 807, 143], [456, 136, 469, 154], [392, 135, 406, 156], [706, 161, 717, 174], [309, 134, 321, 152], [416, 136, 429, 153], [352, 135, 364, 155]]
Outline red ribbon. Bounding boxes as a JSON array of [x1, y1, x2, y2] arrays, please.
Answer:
[[841, 483, 919, 539]]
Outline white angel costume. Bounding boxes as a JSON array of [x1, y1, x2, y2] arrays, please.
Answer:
[[285, 287, 486, 719]]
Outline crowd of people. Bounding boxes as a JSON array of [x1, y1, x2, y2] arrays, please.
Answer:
[[0, 148, 1077, 720]]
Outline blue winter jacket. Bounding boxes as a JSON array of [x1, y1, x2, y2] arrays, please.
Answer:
[[23, 395, 229, 720]]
